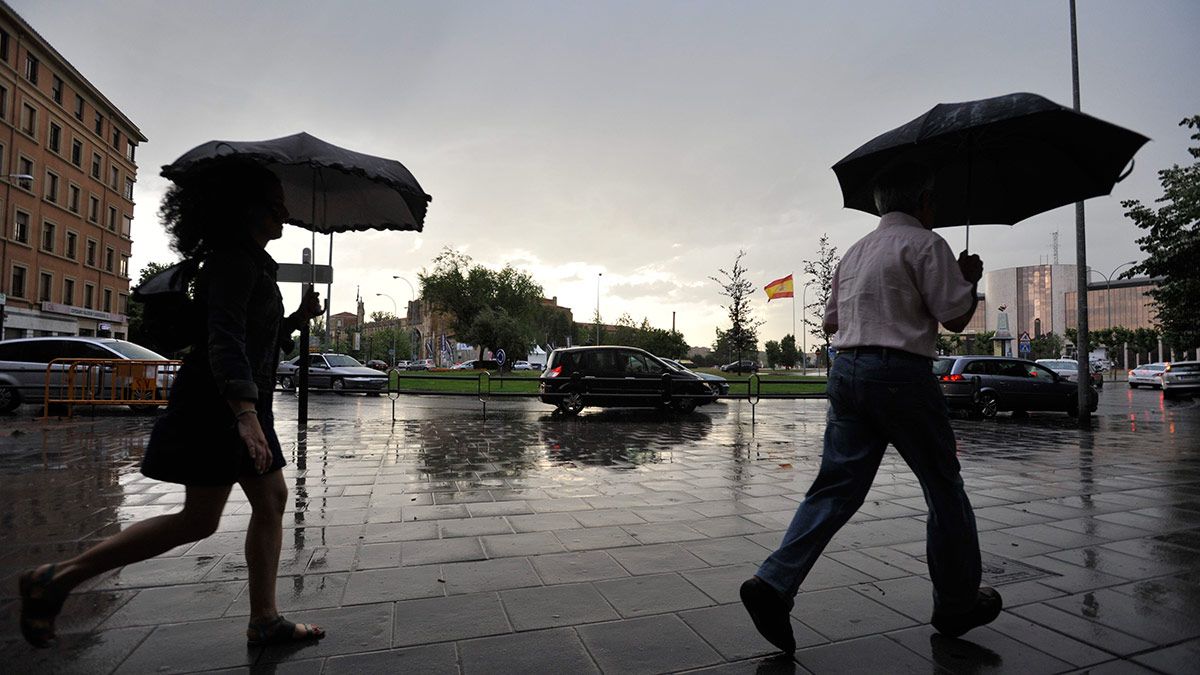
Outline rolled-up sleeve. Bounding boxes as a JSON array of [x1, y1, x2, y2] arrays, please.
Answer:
[[918, 237, 974, 324], [205, 250, 259, 401], [824, 265, 840, 327]]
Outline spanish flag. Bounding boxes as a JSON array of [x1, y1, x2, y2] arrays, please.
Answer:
[[764, 274, 794, 301]]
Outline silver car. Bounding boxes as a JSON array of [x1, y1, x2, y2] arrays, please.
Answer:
[[1127, 362, 1167, 389], [277, 353, 387, 393], [0, 337, 173, 413], [1162, 361, 1200, 399]]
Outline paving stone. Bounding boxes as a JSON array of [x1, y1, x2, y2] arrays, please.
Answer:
[[1045, 588, 1200, 645], [257, 602, 395, 663], [621, 521, 708, 544], [683, 563, 761, 604], [607, 542, 708, 575], [459, 627, 598, 674], [401, 537, 486, 566], [794, 634, 934, 673], [392, 592, 511, 647], [0, 625, 151, 675], [99, 580, 245, 628], [577, 613, 723, 674], [325, 642, 459, 674], [114, 616, 257, 673], [1132, 637, 1200, 674], [480, 531, 566, 558], [790, 587, 918, 641], [440, 557, 541, 595], [988, 611, 1113, 668], [1010, 602, 1155, 656], [342, 565, 446, 605], [887, 624, 1073, 673], [507, 512, 581, 532], [680, 602, 827, 660], [682, 536, 773, 566], [593, 572, 714, 617], [557, 525, 640, 551], [499, 582, 619, 631], [529, 549, 629, 585]]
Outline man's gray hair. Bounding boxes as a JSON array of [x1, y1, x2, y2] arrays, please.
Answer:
[[872, 162, 935, 215]]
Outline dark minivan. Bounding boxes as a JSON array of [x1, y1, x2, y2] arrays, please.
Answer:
[[934, 355, 1097, 418], [539, 346, 716, 415]]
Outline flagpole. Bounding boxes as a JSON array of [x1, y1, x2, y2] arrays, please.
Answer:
[[791, 293, 796, 371]]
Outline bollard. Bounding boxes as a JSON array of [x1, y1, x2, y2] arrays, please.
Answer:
[[387, 367, 401, 423], [478, 371, 490, 416], [747, 373, 761, 424]]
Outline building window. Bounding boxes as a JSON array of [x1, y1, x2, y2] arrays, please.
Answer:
[[48, 121, 62, 153], [105, 246, 114, 272], [24, 54, 38, 84], [20, 103, 36, 136], [91, 153, 102, 179], [93, 111, 103, 136], [126, 141, 136, 162], [44, 171, 59, 203], [122, 214, 133, 237], [83, 283, 94, 309], [120, 254, 129, 277], [74, 94, 84, 120], [67, 184, 80, 213], [39, 272, 52, 302], [0, 84, 7, 120], [111, 128, 120, 150], [86, 239, 97, 267], [51, 75, 64, 104], [65, 231, 77, 259], [70, 138, 82, 166], [103, 288, 112, 313], [107, 206, 117, 231], [0, 29, 8, 62], [88, 195, 99, 223], [11, 265, 27, 298], [13, 210, 30, 243], [119, 292, 128, 315], [40, 221, 55, 252], [124, 178, 135, 200], [18, 156, 34, 189], [62, 278, 75, 306], [109, 166, 119, 190]]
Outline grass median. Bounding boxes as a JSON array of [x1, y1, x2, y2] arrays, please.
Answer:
[[383, 369, 828, 397]]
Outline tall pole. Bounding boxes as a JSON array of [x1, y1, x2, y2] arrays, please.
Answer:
[[1070, 0, 1091, 425], [597, 272, 602, 344], [376, 293, 397, 366], [800, 282, 810, 375]]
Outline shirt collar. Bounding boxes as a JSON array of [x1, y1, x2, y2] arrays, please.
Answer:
[[878, 211, 925, 230]]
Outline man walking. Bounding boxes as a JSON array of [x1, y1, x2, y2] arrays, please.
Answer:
[[741, 163, 1000, 652]]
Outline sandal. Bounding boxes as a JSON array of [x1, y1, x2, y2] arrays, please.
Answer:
[[18, 564, 68, 648], [246, 614, 325, 647]]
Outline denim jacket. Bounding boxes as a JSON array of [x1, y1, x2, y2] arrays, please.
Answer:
[[189, 243, 299, 403]]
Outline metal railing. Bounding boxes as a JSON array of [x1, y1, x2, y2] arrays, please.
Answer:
[[42, 358, 182, 417]]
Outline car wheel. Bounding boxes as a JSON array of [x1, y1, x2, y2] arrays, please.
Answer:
[[280, 375, 294, 391], [0, 385, 22, 413], [1128, 382, 1137, 389], [332, 377, 346, 394], [977, 392, 998, 419], [558, 391, 585, 415], [671, 398, 698, 414]]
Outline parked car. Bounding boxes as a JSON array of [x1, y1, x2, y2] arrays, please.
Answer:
[[661, 358, 730, 396], [405, 358, 435, 371], [1035, 358, 1104, 388], [276, 353, 388, 393], [0, 337, 173, 413], [539, 345, 717, 415], [934, 355, 1097, 419], [452, 359, 500, 370], [511, 360, 534, 371], [720, 359, 759, 373], [1128, 362, 1168, 389], [1161, 361, 1200, 399], [365, 359, 390, 371]]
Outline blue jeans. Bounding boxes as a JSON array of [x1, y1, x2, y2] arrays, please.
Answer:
[[756, 349, 982, 614]]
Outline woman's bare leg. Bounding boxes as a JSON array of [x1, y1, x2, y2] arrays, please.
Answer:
[[43, 484, 232, 592]]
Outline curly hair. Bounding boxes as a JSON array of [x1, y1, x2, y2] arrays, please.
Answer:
[[160, 161, 282, 259]]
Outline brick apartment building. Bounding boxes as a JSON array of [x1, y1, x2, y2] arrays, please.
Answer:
[[0, 2, 145, 340]]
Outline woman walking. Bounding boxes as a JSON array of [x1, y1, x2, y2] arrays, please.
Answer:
[[19, 162, 326, 647]]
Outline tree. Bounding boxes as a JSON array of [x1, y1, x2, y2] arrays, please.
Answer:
[[1029, 332, 1064, 361], [969, 330, 996, 355], [1122, 115, 1200, 349], [764, 340, 781, 369], [710, 250, 763, 365], [779, 334, 798, 369], [802, 234, 839, 371], [419, 247, 545, 359], [127, 261, 175, 346]]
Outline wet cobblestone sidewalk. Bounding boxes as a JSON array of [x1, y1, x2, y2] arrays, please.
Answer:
[[1, 391, 1198, 673]]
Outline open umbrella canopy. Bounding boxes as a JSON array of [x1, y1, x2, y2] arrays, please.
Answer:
[[161, 132, 432, 233], [832, 92, 1149, 228]]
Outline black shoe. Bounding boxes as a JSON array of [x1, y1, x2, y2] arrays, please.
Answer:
[[740, 577, 796, 653], [931, 586, 1003, 638]]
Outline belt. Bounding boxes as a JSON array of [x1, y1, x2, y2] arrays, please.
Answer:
[[838, 346, 930, 360]]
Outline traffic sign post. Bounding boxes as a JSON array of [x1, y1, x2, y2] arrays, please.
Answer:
[[1019, 331, 1032, 356]]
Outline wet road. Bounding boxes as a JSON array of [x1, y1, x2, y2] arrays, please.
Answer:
[[1, 385, 1198, 673]]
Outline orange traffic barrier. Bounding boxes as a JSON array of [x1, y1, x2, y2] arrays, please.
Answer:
[[42, 358, 182, 417]]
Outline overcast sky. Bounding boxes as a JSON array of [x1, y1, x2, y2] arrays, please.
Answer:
[[14, 1, 1199, 347]]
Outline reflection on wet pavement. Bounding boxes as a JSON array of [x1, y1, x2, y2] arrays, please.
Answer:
[[1, 387, 1198, 673]]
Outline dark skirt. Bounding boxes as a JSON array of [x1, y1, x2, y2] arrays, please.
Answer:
[[141, 367, 285, 486]]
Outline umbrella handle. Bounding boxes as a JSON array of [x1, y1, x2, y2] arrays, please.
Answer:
[[965, 223, 970, 253]]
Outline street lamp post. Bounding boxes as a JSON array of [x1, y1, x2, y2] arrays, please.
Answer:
[[1087, 261, 1137, 377], [375, 293, 397, 367], [800, 282, 812, 375], [595, 272, 602, 345]]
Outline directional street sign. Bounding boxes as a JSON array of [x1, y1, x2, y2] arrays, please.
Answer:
[[1019, 331, 1032, 355]]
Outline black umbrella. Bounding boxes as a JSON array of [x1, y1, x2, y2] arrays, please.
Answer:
[[161, 131, 431, 233], [832, 92, 1148, 230]]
